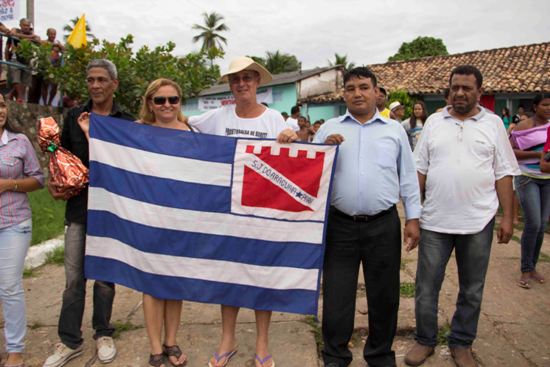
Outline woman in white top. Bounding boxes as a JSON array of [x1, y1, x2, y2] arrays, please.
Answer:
[[189, 57, 296, 367], [401, 101, 427, 150]]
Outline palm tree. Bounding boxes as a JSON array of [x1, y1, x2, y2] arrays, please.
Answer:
[[63, 16, 95, 41], [264, 50, 301, 74], [328, 53, 355, 71], [192, 12, 229, 52]]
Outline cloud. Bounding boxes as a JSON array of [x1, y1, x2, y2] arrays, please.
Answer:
[[24, 0, 550, 72]]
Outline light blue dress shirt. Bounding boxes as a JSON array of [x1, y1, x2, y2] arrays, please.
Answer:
[[313, 110, 421, 220]]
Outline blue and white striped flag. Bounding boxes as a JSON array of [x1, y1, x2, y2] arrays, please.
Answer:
[[84, 114, 337, 315]]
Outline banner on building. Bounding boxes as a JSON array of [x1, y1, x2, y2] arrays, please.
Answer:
[[0, 0, 21, 23], [198, 88, 273, 111]]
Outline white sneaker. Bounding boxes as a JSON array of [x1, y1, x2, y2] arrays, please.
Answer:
[[43, 342, 84, 367], [96, 336, 117, 363]]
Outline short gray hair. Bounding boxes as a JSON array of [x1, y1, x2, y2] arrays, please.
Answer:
[[86, 59, 118, 80]]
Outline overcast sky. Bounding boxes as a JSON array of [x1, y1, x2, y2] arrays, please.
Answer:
[[4, 0, 550, 71]]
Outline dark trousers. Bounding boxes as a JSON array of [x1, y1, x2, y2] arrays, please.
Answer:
[[58, 222, 115, 349], [322, 207, 401, 367]]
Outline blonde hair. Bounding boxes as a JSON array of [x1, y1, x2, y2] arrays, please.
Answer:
[[139, 78, 187, 124]]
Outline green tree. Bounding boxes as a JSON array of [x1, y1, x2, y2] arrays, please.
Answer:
[[192, 11, 229, 52], [388, 36, 448, 62], [28, 34, 221, 115], [252, 50, 300, 74], [62, 16, 95, 41], [328, 53, 355, 71]]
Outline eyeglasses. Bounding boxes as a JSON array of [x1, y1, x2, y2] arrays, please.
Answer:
[[152, 96, 180, 105], [228, 74, 256, 84]]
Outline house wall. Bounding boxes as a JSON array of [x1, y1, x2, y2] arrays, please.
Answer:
[[298, 69, 342, 99], [302, 104, 341, 122], [421, 93, 538, 118]]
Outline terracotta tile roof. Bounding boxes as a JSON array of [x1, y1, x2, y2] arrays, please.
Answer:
[[303, 42, 550, 104]]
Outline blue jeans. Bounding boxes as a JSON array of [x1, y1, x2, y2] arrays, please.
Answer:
[[0, 218, 32, 353], [414, 219, 494, 347], [514, 176, 550, 273], [57, 222, 115, 349]]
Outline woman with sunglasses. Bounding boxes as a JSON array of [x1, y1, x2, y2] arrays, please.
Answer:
[[0, 93, 44, 367], [139, 79, 191, 367], [74, 78, 191, 367]]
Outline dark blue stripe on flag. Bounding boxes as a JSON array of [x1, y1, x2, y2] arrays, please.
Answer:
[[85, 256, 317, 315], [89, 161, 231, 213], [87, 210, 323, 269], [90, 114, 236, 164]]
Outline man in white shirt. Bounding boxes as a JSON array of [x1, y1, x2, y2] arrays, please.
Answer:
[[285, 105, 301, 131], [404, 65, 520, 367]]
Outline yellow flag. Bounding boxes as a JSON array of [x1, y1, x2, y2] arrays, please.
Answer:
[[67, 14, 87, 48]]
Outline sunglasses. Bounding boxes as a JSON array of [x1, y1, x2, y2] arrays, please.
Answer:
[[152, 96, 180, 105]]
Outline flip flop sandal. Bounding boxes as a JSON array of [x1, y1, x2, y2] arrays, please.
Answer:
[[162, 345, 187, 367], [255, 354, 275, 367], [517, 279, 531, 289], [208, 348, 238, 367], [149, 353, 166, 367], [531, 273, 545, 284]]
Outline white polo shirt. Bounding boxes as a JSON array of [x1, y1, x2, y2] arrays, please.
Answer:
[[414, 107, 520, 234]]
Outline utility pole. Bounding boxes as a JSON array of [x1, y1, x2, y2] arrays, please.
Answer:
[[26, 0, 34, 25]]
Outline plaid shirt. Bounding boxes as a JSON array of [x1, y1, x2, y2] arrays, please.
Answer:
[[0, 130, 44, 229]]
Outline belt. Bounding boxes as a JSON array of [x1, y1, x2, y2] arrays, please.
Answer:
[[330, 205, 396, 222]]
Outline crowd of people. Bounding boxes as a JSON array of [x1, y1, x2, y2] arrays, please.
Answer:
[[0, 52, 549, 367], [0, 18, 63, 105]]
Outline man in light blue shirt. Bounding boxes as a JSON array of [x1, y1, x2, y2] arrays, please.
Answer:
[[313, 67, 421, 367]]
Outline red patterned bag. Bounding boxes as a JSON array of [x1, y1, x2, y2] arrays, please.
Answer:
[[37, 117, 89, 198]]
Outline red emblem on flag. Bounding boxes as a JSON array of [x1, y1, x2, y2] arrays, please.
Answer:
[[241, 145, 325, 212]]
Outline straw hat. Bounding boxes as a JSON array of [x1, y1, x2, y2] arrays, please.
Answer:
[[221, 56, 272, 85], [389, 101, 403, 111]]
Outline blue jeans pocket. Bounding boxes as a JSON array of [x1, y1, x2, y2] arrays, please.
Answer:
[[12, 219, 32, 234], [514, 175, 532, 190]]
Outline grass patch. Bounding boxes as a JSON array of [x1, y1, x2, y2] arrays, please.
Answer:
[[437, 323, 451, 345], [304, 315, 323, 357], [511, 235, 521, 243], [29, 189, 65, 245], [45, 246, 65, 265], [112, 320, 142, 339], [539, 252, 550, 263], [400, 282, 415, 298], [23, 267, 36, 278]]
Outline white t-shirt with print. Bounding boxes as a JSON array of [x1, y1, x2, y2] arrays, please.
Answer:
[[188, 105, 286, 139]]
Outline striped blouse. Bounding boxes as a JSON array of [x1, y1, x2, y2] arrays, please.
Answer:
[[0, 130, 44, 229]]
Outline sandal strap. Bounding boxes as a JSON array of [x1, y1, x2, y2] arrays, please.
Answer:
[[213, 349, 236, 362], [149, 353, 165, 367], [255, 354, 273, 366], [162, 344, 183, 358]]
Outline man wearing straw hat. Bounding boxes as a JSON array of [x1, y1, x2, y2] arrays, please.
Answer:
[[188, 56, 297, 367]]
